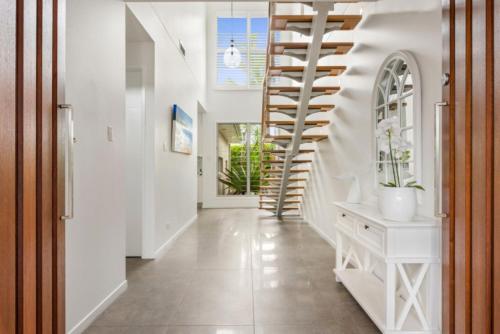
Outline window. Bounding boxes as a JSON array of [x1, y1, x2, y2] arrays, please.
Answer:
[[373, 51, 422, 187], [216, 17, 269, 89], [217, 123, 261, 196]]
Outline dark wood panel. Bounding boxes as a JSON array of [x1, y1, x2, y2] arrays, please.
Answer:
[[18, 0, 38, 332], [441, 1, 455, 332], [493, 1, 500, 332], [37, 0, 54, 332], [471, 0, 495, 331], [453, 0, 473, 332], [53, 0, 66, 332], [0, 1, 18, 333]]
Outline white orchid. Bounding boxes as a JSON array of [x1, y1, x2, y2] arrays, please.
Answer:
[[376, 116, 423, 190]]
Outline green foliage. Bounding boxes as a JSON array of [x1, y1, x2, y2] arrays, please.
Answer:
[[379, 180, 425, 191], [218, 125, 275, 195], [218, 163, 261, 195]]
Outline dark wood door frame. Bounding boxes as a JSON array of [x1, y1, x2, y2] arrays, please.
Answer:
[[441, 0, 498, 332], [0, 0, 66, 333]]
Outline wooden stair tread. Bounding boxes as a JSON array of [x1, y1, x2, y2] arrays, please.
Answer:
[[267, 104, 335, 111], [269, 65, 346, 77], [263, 149, 315, 154], [265, 159, 312, 163], [260, 206, 299, 211], [271, 15, 362, 30], [270, 42, 354, 51], [260, 199, 301, 203], [265, 134, 329, 142], [260, 185, 305, 190], [260, 193, 303, 197], [261, 177, 307, 181], [268, 86, 340, 93], [267, 120, 330, 126], [264, 169, 310, 174]]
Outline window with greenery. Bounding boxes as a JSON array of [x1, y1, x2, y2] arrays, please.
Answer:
[[217, 123, 259, 195], [216, 17, 269, 89]]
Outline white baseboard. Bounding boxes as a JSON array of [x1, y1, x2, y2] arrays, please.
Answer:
[[154, 214, 198, 258], [67, 280, 127, 334]]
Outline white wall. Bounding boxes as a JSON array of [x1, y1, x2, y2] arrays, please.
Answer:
[[66, 0, 127, 331], [202, 2, 267, 208], [126, 3, 206, 256], [125, 70, 145, 257], [302, 0, 442, 241], [126, 13, 156, 258], [66, 1, 206, 331]]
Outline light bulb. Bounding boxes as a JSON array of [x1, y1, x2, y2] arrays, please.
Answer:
[[224, 42, 241, 68]]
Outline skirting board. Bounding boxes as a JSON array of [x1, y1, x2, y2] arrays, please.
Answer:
[[67, 280, 128, 334], [154, 214, 198, 258]]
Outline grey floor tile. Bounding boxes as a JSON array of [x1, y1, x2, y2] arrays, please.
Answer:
[[166, 325, 254, 334], [84, 326, 128, 334], [171, 270, 254, 325], [85, 209, 379, 333], [255, 324, 319, 334]]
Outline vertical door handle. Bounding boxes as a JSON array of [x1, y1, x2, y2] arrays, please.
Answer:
[[434, 101, 448, 219], [59, 104, 74, 220]]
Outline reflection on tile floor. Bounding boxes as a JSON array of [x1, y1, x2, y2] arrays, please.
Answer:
[[85, 209, 380, 334]]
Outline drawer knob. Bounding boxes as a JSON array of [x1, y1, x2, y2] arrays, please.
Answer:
[[364, 225, 370, 230], [341, 213, 346, 217]]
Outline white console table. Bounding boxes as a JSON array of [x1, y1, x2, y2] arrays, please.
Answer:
[[333, 202, 441, 334]]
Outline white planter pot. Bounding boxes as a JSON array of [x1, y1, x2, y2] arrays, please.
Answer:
[[378, 187, 417, 222]]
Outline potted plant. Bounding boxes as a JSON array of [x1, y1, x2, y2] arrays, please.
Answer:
[[376, 116, 424, 221]]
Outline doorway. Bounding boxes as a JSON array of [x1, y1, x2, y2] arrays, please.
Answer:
[[197, 103, 206, 209], [125, 70, 145, 257]]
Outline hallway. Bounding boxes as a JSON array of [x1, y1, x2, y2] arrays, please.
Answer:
[[85, 209, 379, 333]]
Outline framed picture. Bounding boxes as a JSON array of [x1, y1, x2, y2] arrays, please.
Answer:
[[171, 104, 193, 155]]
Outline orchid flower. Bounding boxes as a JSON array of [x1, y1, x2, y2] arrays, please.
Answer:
[[376, 116, 424, 190]]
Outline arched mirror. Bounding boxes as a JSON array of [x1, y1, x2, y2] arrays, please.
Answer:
[[373, 51, 422, 189]]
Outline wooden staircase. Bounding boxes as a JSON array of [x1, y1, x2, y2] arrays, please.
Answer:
[[259, 1, 363, 216]]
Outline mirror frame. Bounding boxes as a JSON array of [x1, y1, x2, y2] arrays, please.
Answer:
[[371, 50, 422, 194]]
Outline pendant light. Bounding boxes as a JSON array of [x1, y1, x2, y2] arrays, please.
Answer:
[[223, 0, 241, 68]]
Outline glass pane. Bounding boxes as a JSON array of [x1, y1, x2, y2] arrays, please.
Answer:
[[388, 74, 399, 103], [378, 162, 397, 185], [400, 162, 415, 184], [249, 53, 267, 86], [217, 124, 249, 195], [388, 101, 398, 118], [401, 128, 414, 145], [400, 94, 414, 128], [376, 107, 385, 124], [403, 70, 414, 94], [379, 70, 391, 91], [376, 138, 388, 162], [394, 59, 407, 77], [376, 162, 386, 184], [248, 124, 262, 195], [217, 52, 249, 87], [217, 17, 247, 49], [377, 87, 385, 107], [250, 18, 268, 48]]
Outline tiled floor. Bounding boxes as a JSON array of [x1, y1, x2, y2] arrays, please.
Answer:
[[85, 209, 379, 334]]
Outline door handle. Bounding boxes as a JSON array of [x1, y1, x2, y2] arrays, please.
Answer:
[[59, 104, 74, 220], [434, 101, 448, 219]]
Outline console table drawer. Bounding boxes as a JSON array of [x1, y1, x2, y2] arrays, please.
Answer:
[[337, 211, 355, 233], [356, 221, 385, 253]]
